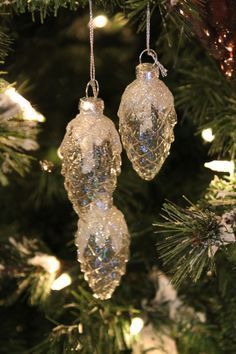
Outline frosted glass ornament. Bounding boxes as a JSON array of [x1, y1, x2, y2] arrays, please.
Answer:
[[59, 97, 122, 214], [75, 202, 130, 300], [118, 62, 177, 181]]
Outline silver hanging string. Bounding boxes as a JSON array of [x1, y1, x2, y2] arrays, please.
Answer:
[[86, 0, 99, 98], [146, 1, 151, 54], [142, 1, 167, 77]]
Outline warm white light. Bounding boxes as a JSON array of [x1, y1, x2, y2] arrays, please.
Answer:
[[5, 87, 45, 122], [204, 29, 210, 37], [130, 317, 144, 335], [93, 15, 108, 28], [226, 71, 232, 78], [57, 147, 63, 159], [28, 253, 60, 274], [201, 128, 215, 142], [204, 160, 235, 175], [51, 273, 72, 291], [225, 45, 233, 52], [47, 257, 60, 273]]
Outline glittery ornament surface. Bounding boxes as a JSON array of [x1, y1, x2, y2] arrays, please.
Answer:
[[76, 203, 130, 300], [60, 97, 122, 214], [173, 0, 236, 78], [118, 63, 177, 181]]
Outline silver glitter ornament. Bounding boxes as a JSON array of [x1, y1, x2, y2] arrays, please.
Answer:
[[118, 62, 177, 181], [75, 200, 130, 300], [59, 97, 122, 214]]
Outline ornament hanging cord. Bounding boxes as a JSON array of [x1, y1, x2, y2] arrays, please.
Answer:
[[139, 1, 167, 77], [146, 1, 151, 54], [86, 0, 99, 98]]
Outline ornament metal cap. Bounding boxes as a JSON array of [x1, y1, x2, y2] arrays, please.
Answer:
[[136, 63, 159, 80], [79, 97, 104, 114], [138, 49, 167, 78]]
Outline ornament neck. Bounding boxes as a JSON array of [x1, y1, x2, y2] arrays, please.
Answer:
[[136, 63, 159, 81], [79, 97, 104, 114]]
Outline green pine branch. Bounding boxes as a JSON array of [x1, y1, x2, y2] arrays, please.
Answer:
[[203, 174, 236, 211], [155, 200, 221, 287], [28, 287, 132, 354], [1, 0, 122, 22], [0, 236, 57, 307], [1, 0, 80, 22], [175, 59, 236, 158], [154, 174, 236, 288], [0, 26, 11, 62], [0, 0, 206, 29]]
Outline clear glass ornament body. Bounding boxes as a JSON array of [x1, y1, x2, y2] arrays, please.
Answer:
[[59, 97, 122, 214], [75, 200, 130, 300], [118, 63, 177, 181]]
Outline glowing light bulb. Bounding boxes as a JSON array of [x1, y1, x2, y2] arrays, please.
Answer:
[[93, 15, 108, 28], [225, 45, 233, 52], [51, 273, 72, 290], [57, 147, 63, 159], [46, 256, 60, 273], [28, 253, 60, 274], [5, 87, 45, 122], [226, 71, 232, 78], [130, 317, 144, 335], [204, 160, 235, 175], [201, 128, 215, 142], [78, 323, 83, 334]]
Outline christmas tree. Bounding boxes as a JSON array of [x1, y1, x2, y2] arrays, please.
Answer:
[[0, 1, 235, 353]]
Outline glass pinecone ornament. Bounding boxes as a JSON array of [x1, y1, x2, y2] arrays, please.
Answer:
[[75, 199, 130, 300], [59, 97, 122, 214], [118, 63, 177, 181]]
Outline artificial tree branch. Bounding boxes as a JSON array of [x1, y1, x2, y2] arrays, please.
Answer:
[[155, 200, 236, 287]]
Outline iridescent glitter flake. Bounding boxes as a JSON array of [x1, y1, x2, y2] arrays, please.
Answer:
[[75, 203, 130, 300], [118, 63, 177, 181], [59, 97, 122, 214]]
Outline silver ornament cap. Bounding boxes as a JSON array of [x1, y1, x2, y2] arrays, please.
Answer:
[[136, 63, 159, 80], [79, 97, 104, 114]]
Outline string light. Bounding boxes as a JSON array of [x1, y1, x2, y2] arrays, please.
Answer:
[[51, 273, 72, 290], [204, 29, 210, 37], [4, 87, 45, 122], [78, 323, 83, 334], [57, 147, 63, 159], [201, 128, 215, 142], [130, 317, 144, 335], [204, 160, 235, 175], [28, 253, 60, 274], [93, 15, 108, 28]]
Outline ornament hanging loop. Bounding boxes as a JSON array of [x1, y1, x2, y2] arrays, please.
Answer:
[[139, 49, 168, 77], [86, 79, 99, 98], [139, 48, 158, 65]]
